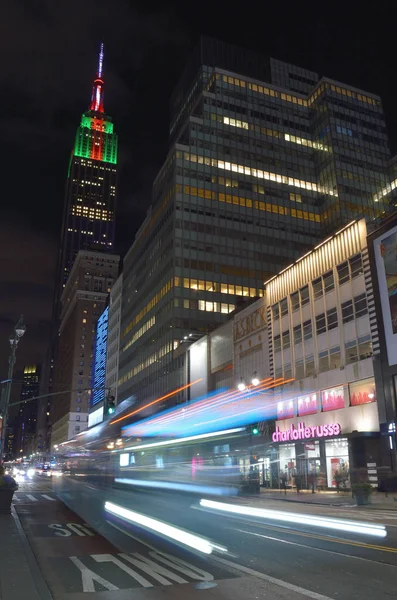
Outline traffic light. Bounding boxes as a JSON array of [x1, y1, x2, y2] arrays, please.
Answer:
[[251, 425, 259, 435], [106, 395, 115, 416]]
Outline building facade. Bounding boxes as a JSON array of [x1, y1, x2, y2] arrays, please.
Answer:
[[106, 274, 123, 404], [91, 305, 109, 407], [16, 365, 40, 457], [263, 219, 380, 489], [51, 250, 119, 446], [184, 219, 385, 489], [119, 36, 392, 411], [367, 212, 397, 475], [57, 44, 118, 295]]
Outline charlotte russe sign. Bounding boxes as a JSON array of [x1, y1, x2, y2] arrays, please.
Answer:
[[272, 422, 341, 442]]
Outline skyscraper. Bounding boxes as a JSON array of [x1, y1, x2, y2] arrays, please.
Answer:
[[16, 366, 40, 457], [118, 37, 392, 410], [58, 43, 118, 293], [51, 250, 119, 446], [46, 45, 119, 447]]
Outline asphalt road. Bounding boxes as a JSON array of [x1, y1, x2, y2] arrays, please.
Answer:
[[14, 477, 397, 599]]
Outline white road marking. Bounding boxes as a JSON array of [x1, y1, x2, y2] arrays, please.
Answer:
[[42, 494, 55, 501], [212, 555, 337, 600], [236, 528, 397, 567], [26, 494, 38, 502], [120, 553, 186, 585], [70, 556, 118, 592], [92, 554, 153, 588]]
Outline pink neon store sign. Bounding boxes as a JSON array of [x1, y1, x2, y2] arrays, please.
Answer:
[[272, 422, 341, 442]]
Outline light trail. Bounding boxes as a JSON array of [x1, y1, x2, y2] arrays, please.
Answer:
[[123, 427, 245, 451], [123, 378, 291, 437], [104, 501, 227, 555], [199, 499, 387, 538], [110, 379, 202, 425]]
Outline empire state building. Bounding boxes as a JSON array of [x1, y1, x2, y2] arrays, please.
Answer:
[[58, 44, 118, 290]]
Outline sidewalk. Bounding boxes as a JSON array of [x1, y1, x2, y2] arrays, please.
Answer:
[[0, 507, 52, 600], [255, 487, 397, 509]]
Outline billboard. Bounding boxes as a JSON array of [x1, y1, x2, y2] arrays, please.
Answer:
[[374, 224, 397, 365]]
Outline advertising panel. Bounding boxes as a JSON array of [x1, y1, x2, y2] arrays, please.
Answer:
[[297, 393, 318, 416], [374, 224, 397, 365], [277, 399, 295, 420], [321, 386, 345, 412], [88, 406, 104, 428], [349, 377, 376, 407]]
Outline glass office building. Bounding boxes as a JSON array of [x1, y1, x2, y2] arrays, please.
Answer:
[[119, 37, 392, 409]]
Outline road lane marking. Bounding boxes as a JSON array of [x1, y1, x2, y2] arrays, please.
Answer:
[[236, 528, 397, 566], [70, 556, 118, 592], [26, 494, 38, 501], [120, 553, 188, 585], [92, 555, 153, 588], [42, 494, 55, 501], [212, 555, 334, 600], [250, 521, 397, 554]]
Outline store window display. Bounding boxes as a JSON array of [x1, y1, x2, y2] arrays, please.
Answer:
[[325, 438, 350, 488]]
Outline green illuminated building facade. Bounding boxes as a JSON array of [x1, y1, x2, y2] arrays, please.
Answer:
[[58, 44, 118, 290]]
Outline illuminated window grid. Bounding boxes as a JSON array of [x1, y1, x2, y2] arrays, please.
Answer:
[[119, 342, 173, 386], [373, 178, 397, 203], [221, 74, 379, 108], [132, 185, 174, 251], [181, 153, 337, 198], [122, 279, 174, 338], [177, 183, 321, 223], [180, 278, 263, 298], [197, 300, 235, 314], [122, 277, 265, 340], [122, 316, 156, 353], [71, 205, 113, 221], [221, 116, 330, 153]]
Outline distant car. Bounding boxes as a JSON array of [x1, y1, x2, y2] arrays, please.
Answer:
[[35, 464, 52, 476]]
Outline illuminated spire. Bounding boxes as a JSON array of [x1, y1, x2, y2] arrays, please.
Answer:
[[90, 43, 105, 114]]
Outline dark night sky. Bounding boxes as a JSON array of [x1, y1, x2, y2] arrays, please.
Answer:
[[1, 0, 397, 378]]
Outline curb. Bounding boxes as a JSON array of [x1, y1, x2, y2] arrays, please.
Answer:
[[11, 505, 54, 600]]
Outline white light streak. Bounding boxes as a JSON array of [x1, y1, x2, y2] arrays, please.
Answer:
[[114, 478, 238, 496], [105, 502, 226, 554], [199, 499, 387, 538], [123, 427, 244, 452]]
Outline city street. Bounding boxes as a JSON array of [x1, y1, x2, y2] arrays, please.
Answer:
[[10, 477, 397, 599]]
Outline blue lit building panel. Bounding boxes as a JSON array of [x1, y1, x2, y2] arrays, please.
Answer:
[[91, 306, 109, 407]]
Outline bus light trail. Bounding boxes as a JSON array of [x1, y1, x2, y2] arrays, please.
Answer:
[[124, 377, 294, 438], [105, 501, 227, 555], [110, 379, 202, 425], [123, 427, 245, 451], [199, 499, 387, 539]]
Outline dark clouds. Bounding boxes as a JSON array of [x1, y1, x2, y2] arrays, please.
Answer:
[[1, 0, 397, 380]]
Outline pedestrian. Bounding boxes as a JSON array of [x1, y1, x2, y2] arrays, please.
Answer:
[[280, 471, 287, 495], [334, 470, 342, 493], [295, 471, 302, 494]]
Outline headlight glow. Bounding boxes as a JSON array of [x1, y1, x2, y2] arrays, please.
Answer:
[[105, 501, 226, 554], [199, 499, 387, 538]]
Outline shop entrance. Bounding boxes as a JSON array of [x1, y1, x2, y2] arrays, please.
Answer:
[[296, 441, 321, 490]]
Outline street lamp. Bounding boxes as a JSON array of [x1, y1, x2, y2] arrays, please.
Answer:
[[0, 315, 26, 460], [237, 373, 260, 391], [237, 378, 246, 392]]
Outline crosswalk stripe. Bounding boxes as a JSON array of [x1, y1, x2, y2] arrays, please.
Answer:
[[42, 494, 55, 501], [26, 494, 38, 501]]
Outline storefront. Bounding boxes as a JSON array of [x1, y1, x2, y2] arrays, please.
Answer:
[[268, 378, 380, 490]]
